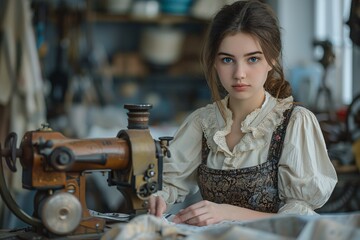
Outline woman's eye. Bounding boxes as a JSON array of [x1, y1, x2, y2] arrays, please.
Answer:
[[222, 57, 233, 63], [248, 57, 259, 63]]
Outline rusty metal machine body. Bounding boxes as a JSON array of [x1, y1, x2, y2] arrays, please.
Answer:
[[0, 104, 172, 238]]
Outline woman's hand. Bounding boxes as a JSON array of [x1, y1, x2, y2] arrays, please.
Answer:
[[172, 200, 274, 226], [148, 195, 167, 217], [172, 200, 227, 226]]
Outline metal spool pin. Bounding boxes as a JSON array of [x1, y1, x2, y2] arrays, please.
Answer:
[[124, 104, 152, 129]]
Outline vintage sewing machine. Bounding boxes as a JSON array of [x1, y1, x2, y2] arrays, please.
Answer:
[[0, 104, 172, 239]]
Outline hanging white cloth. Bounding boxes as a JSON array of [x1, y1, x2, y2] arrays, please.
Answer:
[[1, 0, 46, 135], [0, 0, 46, 228]]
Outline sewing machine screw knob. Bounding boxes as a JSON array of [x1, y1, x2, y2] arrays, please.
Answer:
[[38, 137, 53, 150], [49, 147, 75, 170], [138, 186, 148, 197], [149, 183, 157, 192], [67, 184, 76, 194], [39, 123, 52, 131], [144, 164, 155, 180], [146, 169, 155, 178], [59, 154, 70, 165], [159, 136, 173, 158], [159, 136, 173, 146]]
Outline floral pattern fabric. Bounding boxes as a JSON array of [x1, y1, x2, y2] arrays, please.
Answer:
[[198, 107, 294, 213]]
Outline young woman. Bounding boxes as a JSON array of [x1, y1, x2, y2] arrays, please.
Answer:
[[148, 0, 337, 226]]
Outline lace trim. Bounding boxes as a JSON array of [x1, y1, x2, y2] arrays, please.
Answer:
[[199, 98, 231, 154], [199, 93, 294, 153]]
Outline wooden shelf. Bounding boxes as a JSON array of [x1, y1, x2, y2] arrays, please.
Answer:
[[86, 11, 208, 25]]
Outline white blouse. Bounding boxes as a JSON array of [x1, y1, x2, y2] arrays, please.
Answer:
[[157, 92, 338, 215]]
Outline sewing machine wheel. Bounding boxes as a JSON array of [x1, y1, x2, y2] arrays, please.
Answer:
[[4, 132, 18, 172], [346, 94, 360, 142], [41, 192, 82, 235]]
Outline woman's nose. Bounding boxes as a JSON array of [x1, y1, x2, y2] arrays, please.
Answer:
[[233, 63, 246, 79]]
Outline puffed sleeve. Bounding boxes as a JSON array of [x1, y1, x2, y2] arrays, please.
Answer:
[[278, 107, 338, 215], [155, 109, 203, 205]]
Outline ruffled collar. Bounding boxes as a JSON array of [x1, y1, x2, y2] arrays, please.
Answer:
[[200, 92, 293, 155]]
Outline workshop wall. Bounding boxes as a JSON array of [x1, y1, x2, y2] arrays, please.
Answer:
[[32, 0, 214, 138]]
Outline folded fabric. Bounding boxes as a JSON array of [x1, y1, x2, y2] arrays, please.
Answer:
[[101, 212, 360, 240]]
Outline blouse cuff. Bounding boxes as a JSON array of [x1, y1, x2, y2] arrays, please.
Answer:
[[278, 200, 318, 215]]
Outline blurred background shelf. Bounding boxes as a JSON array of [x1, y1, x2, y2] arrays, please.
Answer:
[[35, 0, 210, 138], [86, 11, 208, 25]]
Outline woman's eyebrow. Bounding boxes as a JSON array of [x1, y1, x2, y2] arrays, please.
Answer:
[[217, 52, 235, 57], [217, 51, 263, 57], [244, 51, 263, 56]]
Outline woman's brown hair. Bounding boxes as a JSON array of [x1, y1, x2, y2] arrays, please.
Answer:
[[201, 0, 292, 114]]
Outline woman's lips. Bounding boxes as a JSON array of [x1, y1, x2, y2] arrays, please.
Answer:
[[232, 84, 249, 91]]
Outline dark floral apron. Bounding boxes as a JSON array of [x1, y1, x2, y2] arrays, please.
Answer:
[[198, 106, 294, 213]]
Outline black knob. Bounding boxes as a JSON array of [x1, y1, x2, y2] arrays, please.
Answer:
[[49, 147, 75, 170], [159, 136, 173, 146], [38, 138, 54, 150], [159, 136, 173, 158], [3, 132, 18, 172]]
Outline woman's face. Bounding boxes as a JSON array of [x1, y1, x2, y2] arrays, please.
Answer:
[[215, 32, 272, 103]]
